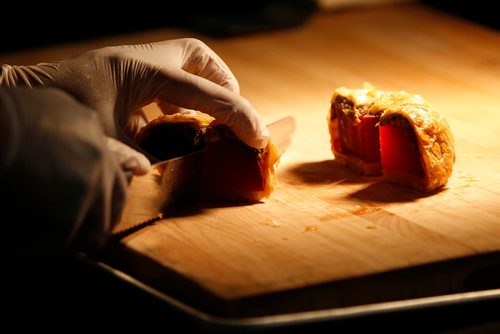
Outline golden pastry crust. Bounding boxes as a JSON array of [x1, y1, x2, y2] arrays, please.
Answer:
[[256, 141, 280, 201], [379, 102, 455, 192], [328, 83, 455, 192], [134, 112, 213, 161], [134, 111, 214, 143]]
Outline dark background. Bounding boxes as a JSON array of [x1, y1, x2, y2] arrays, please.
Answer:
[[0, 0, 498, 54], [0, 1, 317, 53], [4, 0, 500, 332]]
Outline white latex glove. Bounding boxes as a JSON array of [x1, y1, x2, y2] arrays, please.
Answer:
[[0, 38, 270, 169], [0, 87, 127, 256]]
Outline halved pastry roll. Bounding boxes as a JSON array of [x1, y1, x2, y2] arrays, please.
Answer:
[[202, 124, 280, 202], [328, 83, 455, 192], [134, 111, 280, 202]]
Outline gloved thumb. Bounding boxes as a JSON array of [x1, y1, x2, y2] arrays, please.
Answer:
[[106, 137, 151, 175]]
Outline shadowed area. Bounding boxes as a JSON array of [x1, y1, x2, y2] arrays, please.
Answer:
[[280, 159, 442, 202]]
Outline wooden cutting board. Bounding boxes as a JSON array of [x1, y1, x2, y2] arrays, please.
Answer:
[[101, 4, 500, 317], [3, 3, 498, 318], [100, 4, 500, 317]]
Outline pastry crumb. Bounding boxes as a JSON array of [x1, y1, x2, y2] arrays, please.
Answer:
[[304, 225, 318, 232], [458, 171, 480, 182], [259, 219, 281, 227]]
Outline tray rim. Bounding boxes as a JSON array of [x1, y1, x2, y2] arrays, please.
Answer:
[[77, 252, 500, 330]]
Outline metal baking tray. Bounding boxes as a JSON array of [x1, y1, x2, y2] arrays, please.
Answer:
[[77, 252, 500, 332]]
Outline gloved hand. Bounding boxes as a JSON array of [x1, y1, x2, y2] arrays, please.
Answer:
[[0, 38, 270, 174], [0, 87, 127, 256]]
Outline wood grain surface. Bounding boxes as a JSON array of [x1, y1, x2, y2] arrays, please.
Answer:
[[3, 2, 500, 317]]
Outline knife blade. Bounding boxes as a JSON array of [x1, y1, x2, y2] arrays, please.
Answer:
[[112, 116, 296, 236]]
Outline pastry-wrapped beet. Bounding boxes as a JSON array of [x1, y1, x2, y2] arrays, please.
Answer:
[[202, 125, 280, 202], [328, 83, 455, 192], [379, 103, 455, 192], [134, 112, 280, 202]]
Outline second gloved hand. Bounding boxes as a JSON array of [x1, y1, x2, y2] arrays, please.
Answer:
[[0, 38, 270, 171], [0, 87, 127, 254]]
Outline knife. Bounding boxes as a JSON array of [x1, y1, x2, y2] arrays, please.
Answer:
[[112, 116, 296, 236]]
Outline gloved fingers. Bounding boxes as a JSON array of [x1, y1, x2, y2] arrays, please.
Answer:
[[124, 109, 148, 139], [149, 38, 240, 94], [179, 38, 241, 94], [74, 150, 128, 249], [155, 69, 269, 149], [106, 137, 151, 175], [156, 100, 197, 116]]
